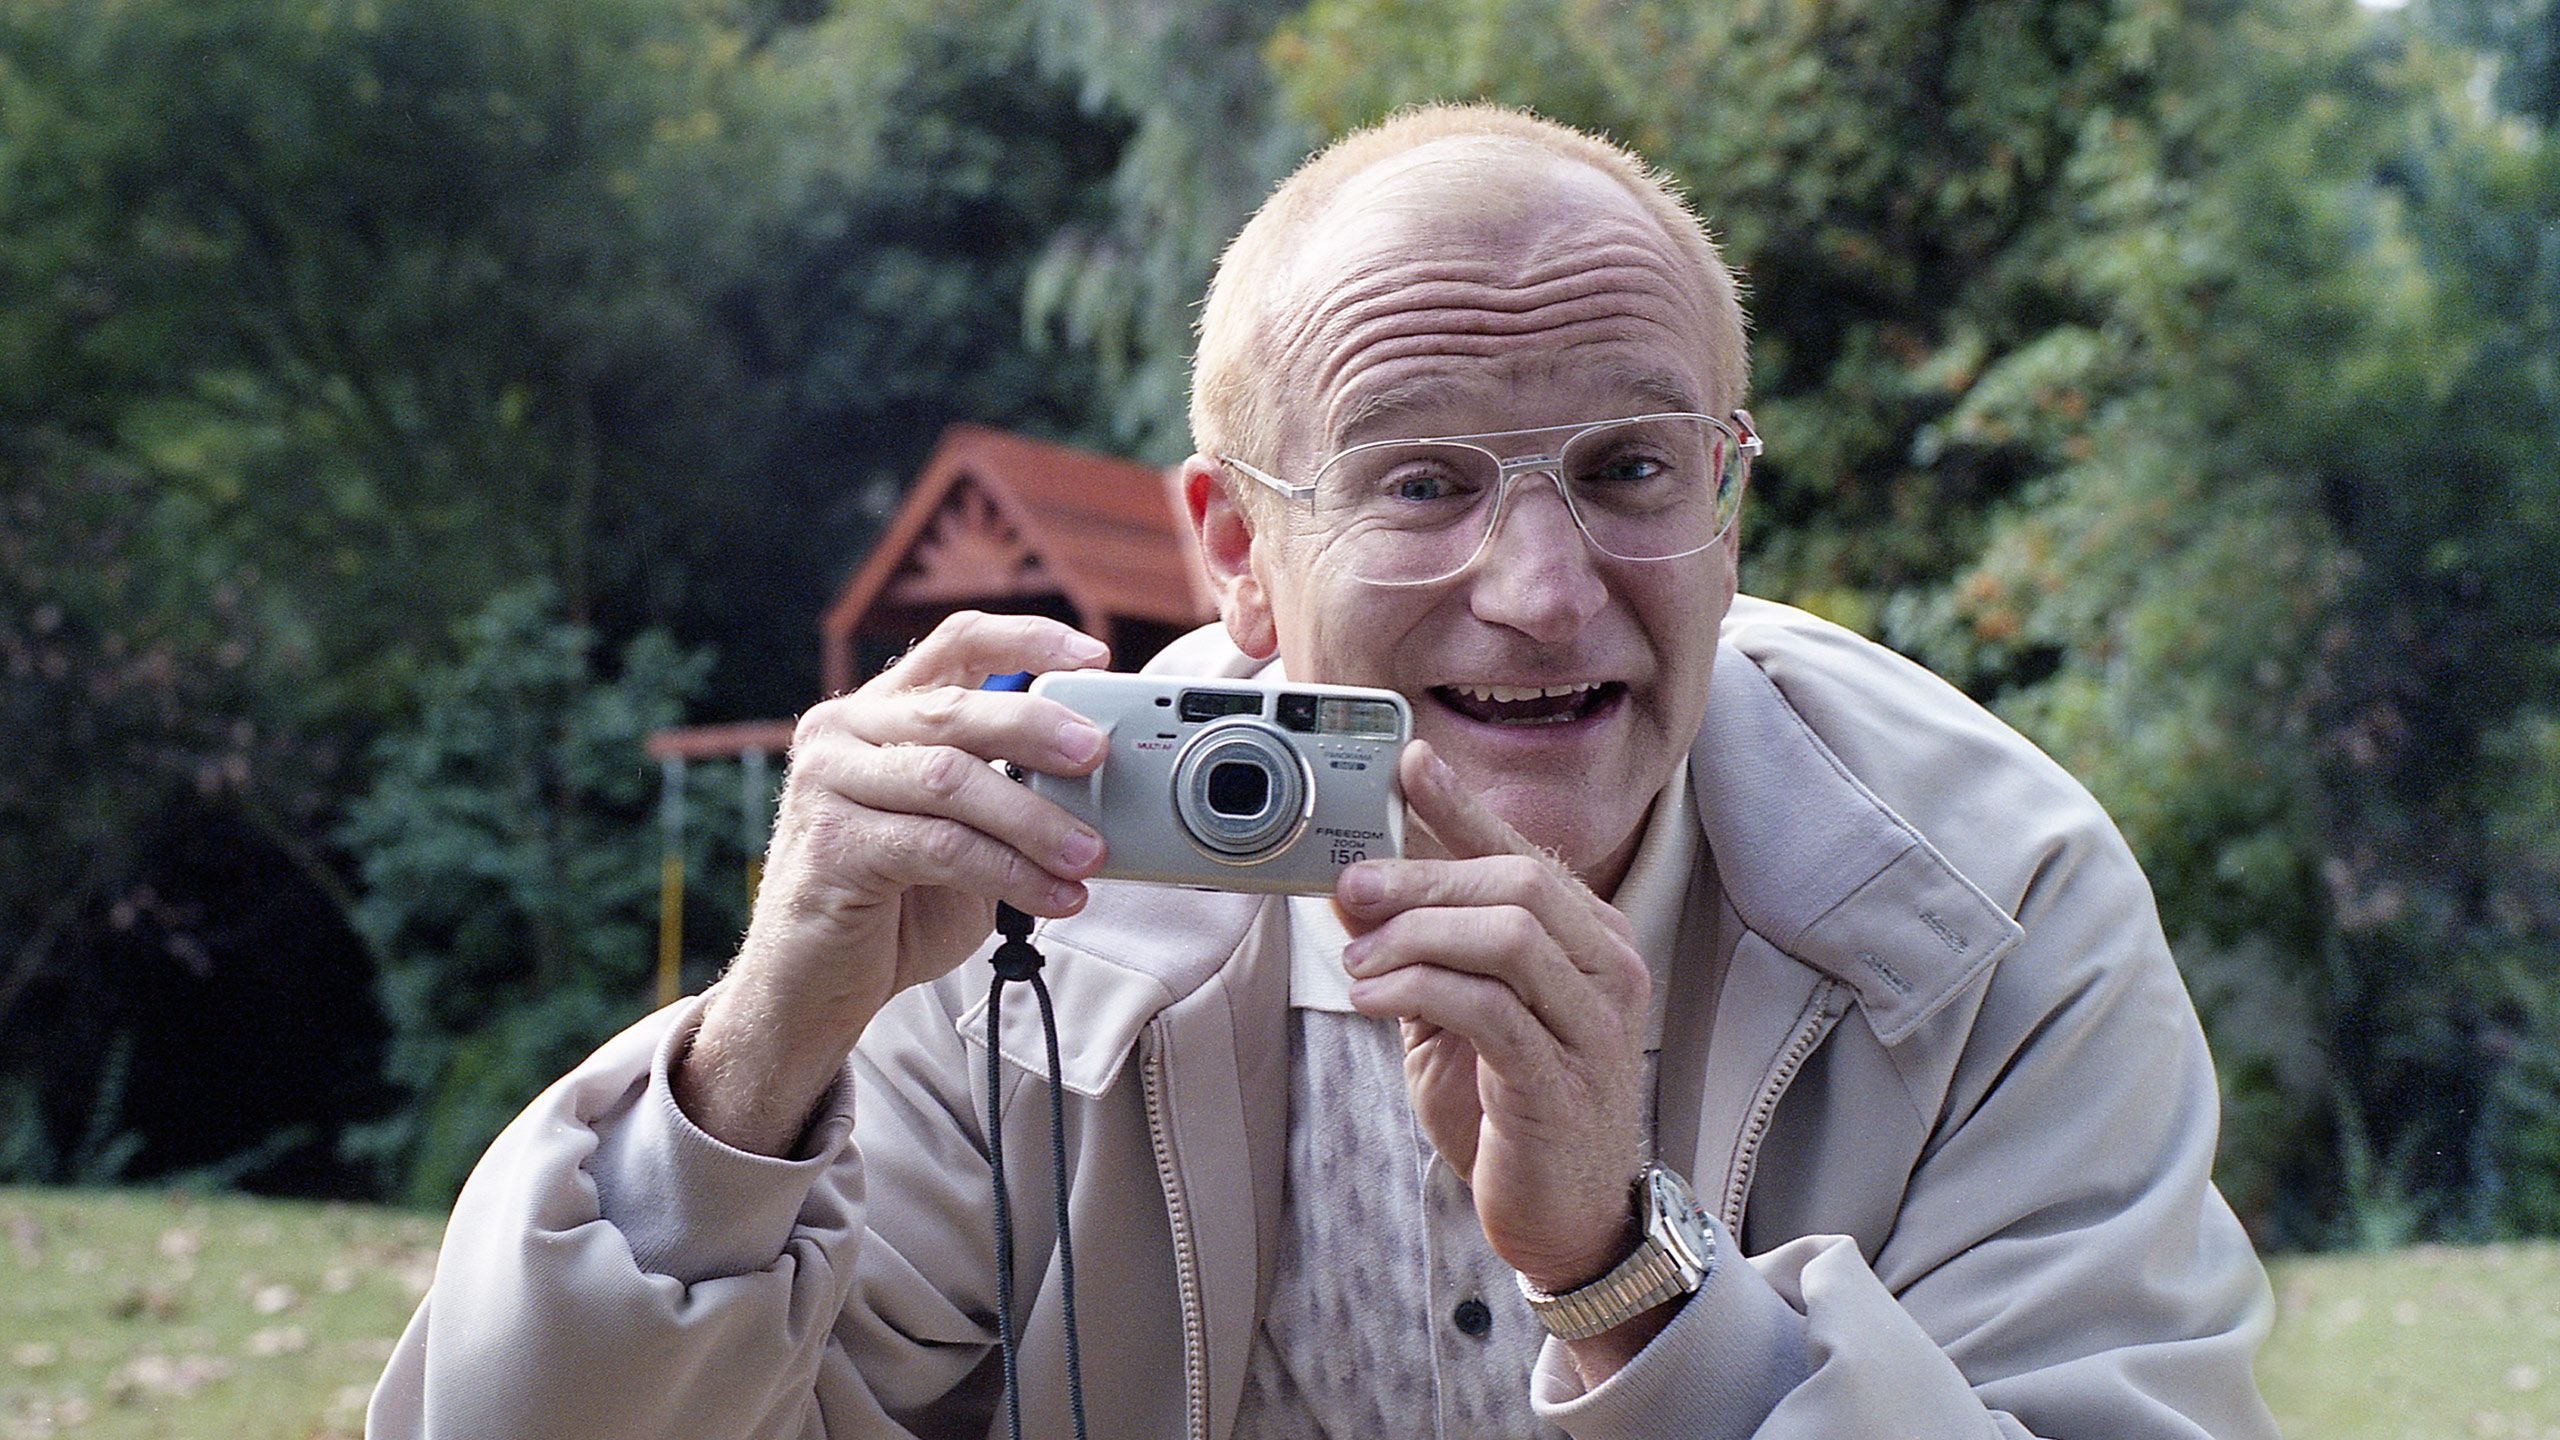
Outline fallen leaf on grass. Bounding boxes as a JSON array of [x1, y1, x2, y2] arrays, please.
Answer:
[[108, 1281, 184, 1322], [5, 1211, 39, 1268], [245, 1324, 308, 1358], [104, 1351, 231, 1405], [4, 1389, 96, 1438]]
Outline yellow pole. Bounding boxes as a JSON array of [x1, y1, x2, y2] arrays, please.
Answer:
[[657, 755, 686, 1009]]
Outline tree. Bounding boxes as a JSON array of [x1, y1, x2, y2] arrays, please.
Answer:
[[1017, 0, 1317, 458], [0, 0, 1136, 1194], [337, 584, 734, 1206]]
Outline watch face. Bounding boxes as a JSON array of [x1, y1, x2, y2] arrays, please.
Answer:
[[1644, 1165, 1716, 1270]]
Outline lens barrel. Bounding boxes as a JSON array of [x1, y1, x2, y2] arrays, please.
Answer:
[[1171, 719, 1311, 860]]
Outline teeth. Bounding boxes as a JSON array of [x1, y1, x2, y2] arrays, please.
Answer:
[[1449, 682, 1596, 703]]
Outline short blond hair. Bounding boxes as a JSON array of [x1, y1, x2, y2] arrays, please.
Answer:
[[1190, 103, 1747, 468]]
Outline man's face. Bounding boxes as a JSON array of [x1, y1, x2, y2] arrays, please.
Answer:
[[1200, 152, 1741, 895]]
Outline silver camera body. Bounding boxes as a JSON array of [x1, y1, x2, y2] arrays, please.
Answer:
[[1024, 672, 1410, 895]]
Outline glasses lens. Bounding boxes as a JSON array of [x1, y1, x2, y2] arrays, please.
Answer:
[[1301, 415, 1749, 584], [1559, 416, 1740, 561], [1311, 441, 1503, 584]]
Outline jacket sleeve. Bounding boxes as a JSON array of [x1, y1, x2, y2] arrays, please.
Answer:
[[366, 987, 1011, 1440], [1531, 825, 2279, 1439]]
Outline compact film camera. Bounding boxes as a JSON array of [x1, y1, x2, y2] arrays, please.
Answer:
[[1022, 673, 1410, 894]]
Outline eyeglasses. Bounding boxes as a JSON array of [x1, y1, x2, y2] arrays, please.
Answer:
[[1218, 411, 1758, 587]]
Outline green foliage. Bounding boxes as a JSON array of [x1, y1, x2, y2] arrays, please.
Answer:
[[1017, 0, 1314, 456], [337, 585, 744, 1206], [1886, 5, 2560, 1241], [1, 0, 1133, 1197]]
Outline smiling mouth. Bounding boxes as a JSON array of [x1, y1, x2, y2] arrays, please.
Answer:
[[1432, 681, 1624, 726]]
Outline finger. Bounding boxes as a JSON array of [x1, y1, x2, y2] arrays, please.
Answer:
[[812, 681, 1109, 781], [1344, 902, 1639, 1053], [790, 735, 1105, 887], [819, 806, 1093, 919], [878, 610, 1109, 693], [1340, 851, 1635, 976], [1347, 961, 1566, 1086], [1397, 740, 1549, 865]]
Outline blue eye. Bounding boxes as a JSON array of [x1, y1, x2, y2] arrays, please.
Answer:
[[1587, 454, 1666, 486], [1374, 460, 1478, 504]]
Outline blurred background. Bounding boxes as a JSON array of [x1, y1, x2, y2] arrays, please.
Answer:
[[2, 0, 2555, 1260]]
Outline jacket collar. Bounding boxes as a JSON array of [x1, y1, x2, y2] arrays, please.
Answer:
[[1692, 602, 2023, 1045]]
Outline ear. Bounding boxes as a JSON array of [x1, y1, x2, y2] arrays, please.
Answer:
[[1182, 455, 1280, 660]]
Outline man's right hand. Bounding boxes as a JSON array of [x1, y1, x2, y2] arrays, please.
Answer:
[[675, 612, 1114, 1157]]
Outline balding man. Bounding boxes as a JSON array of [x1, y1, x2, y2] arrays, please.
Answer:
[[375, 104, 2278, 1439]]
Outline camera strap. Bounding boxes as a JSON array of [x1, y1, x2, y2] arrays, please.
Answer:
[[985, 902, 1090, 1440]]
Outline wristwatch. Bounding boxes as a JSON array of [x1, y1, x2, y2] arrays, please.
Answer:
[[1516, 1162, 1717, 1341]]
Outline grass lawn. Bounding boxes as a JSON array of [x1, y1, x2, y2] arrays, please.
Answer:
[[1, 1188, 437, 1439], [2, 1186, 2556, 1437], [2258, 1239, 2560, 1439]]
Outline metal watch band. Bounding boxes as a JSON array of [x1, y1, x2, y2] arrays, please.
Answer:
[[1516, 1163, 1716, 1341]]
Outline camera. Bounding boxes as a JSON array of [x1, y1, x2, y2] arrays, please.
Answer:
[[1022, 673, 1410, 894]]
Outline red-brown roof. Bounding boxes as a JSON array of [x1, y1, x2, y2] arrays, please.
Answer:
[[820, 424, 1217, 693]]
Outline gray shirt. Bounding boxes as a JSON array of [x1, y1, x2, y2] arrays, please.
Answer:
[[1236, 764, 1706, 1438]]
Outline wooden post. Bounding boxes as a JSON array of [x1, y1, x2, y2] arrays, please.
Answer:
[[657, 755, 686, 1009], [742, 748, 771, 910]]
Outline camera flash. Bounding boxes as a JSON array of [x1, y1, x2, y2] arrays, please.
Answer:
[[1319, 698, 1401, 740]]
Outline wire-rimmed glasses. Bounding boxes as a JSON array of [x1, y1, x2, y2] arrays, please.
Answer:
[[1218, 411, 1757, 587]]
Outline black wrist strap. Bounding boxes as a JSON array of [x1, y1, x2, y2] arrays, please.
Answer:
[[985, 902, 1089, 1440]]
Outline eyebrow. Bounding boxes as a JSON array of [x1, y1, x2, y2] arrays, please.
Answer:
[[1330, 380, 1449, 449]]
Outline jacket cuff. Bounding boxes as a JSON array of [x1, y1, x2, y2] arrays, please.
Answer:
[[584, 995, 861, 1285], [1530, 1217, 1812, 1440]]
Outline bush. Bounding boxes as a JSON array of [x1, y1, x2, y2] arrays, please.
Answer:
[[337, 584, 754, 1206]]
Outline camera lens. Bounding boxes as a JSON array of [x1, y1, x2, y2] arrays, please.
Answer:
[[1171, 719, 1312, 861], [1206, 760, 1271, 818]]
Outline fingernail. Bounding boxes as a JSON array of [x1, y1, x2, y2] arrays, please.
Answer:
[[1059, 830, 1103, 870], [1065, 635, 1108, 663], [1046, 880, 1086, 913], [1341, 935, 1372, 974], [1425, 751, 1455, 791], [1058, 720, 1106, 764], [1339, 864, 1384, 908]]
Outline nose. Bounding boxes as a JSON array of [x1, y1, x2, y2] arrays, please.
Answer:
[[1465, 470, 1608, 642]]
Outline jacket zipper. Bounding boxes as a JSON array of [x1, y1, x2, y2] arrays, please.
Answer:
[[1141, 1028, 1212, 1440], [1719, 978, 1844, 1232]]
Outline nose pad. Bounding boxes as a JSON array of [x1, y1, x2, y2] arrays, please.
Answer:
[[1477, 468, 1589, 568]]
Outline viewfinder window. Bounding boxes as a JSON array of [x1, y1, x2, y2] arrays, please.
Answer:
[[1179, 689, 1263, 723]]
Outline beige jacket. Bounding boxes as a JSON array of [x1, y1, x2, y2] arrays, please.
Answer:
[[372, 597, 2278, 1439]]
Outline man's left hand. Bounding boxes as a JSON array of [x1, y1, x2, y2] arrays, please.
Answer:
[[1335, 740, 1656, 1298]]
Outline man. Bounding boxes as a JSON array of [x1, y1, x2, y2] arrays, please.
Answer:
[[374, 104, 2278, 1438]]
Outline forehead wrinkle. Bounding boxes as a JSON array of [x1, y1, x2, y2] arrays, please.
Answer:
[[1288, 257, 1705, 444], [1308, 287, 1705, 449], [1316, 316, 1701, 449], [1262, 172, 1724, 459]]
